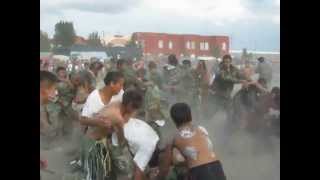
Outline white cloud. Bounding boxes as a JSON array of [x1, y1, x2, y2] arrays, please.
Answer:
[[143, 0, 256, 24], [273, 15, 280, 24], [40, 0, 280, 50]]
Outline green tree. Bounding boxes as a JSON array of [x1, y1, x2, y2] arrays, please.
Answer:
[[40, 30, 51, 52], [53, 21, 76, 48], [126, 36, 138, 48], [212, 45, 221, 58], [87, 32, 102, 47]]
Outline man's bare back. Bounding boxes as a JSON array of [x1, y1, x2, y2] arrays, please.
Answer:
[[87, 102, 126, 141]]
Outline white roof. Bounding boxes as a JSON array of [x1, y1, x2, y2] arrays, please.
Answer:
[[197, 56, 216, 61], [52, 55, 69, 61], [70, 51, 108, 60]]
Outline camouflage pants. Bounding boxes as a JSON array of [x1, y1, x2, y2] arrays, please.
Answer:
[[80, 136, 112, 180], [81, 136, 134, 180]]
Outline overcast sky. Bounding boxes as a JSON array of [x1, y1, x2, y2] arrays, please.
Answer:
[[40, 0, 280, 51]]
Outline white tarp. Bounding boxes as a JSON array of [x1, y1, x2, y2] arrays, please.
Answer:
[[52, 55, 69, 61], [70, 51, 109, 60], [197, 56, 216, 61]]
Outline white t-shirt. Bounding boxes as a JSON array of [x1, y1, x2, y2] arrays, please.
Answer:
[[112, 118, 159, 171], [81, 89, 124, 118]]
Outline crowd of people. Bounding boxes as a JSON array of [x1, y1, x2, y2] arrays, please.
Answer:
[[40, 53, 280, 180]]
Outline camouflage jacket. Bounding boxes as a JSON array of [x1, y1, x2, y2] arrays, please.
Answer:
[[56, 81, 75, 108], [213, 65, 243, 98], [162, 65, 182, 89], [147, 69, 163, 90], [144, 83, 169, 121]]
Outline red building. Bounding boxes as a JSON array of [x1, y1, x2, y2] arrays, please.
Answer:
[[132, 32, 229, 58]]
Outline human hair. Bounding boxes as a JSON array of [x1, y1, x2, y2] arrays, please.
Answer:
[[103, 71, 124, 86], [182, 59, 191, 67], [56, 66, 66, 74], [271, 86, 280, 96], [222, 54, 232, 61], [148, 61, 157, 69], [122, 89, 143, 110], [258, 57, 265, 63], [170, 103, 192, 127], [40, 70, 59, 87], [168, 54, 178, 66]]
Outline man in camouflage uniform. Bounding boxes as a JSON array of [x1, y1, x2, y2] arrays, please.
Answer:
[[117, 59, 138, 90], [87, 61, 104, 89], [147, 61, 163, 90], [46, 67, 77, 139], [144, 81, 169, 141], [162, 54, 182, 105], [177, 60, 199, 109], [209, 54, 249, 117]]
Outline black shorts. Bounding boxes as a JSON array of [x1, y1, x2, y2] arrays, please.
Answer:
[[189, 161, 226, 180]]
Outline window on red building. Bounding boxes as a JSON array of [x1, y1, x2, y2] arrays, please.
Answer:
[[191, 41, 196, 49], [200, 42, 204, 50], [186, 41, 191, 49], [168, 41, 173, 49], [222, 42, 226, 51], [158, 40, 163, 49], [205, 42, 209, 50]]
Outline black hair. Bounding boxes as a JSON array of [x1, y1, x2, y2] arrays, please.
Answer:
[[271, 86, 280, 96], [182, 59, 191, 65], [56, 66, 66, 74], [258, 57, 265, 62], [222, 54, 232, 61], [148, 61, 157, 69], [170, 103, 192, 127], [104, 71, 124, 86], [40, 70, 59, 86], [168, 54, 178, 66], [122, 89, 143, 110]]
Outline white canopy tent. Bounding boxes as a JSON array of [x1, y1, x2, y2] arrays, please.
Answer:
[[52, 55, 69, 61], [70, 51, 110, 61]]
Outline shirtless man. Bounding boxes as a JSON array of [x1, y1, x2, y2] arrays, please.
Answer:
[[90, 89, 159, 180], [159, 103, 226, 180], [78, 71, 124, 180]]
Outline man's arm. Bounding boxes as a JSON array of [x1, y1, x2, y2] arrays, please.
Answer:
[[157, 144, 173, 179]]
